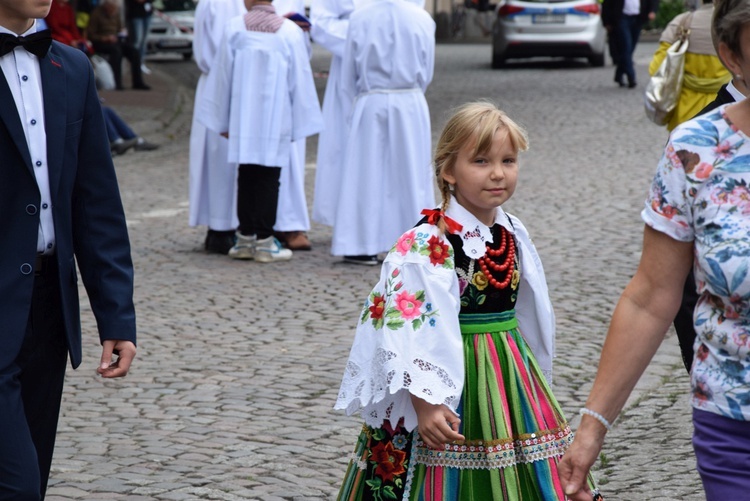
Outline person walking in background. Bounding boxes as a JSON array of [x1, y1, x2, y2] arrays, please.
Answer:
[[602, 0, 658, 88], [188, 0, 245, 255], [124, 0, 153, 75], [559, 2, 750, 498], [88, 0, 151, 90], [648, 0, 730, 131], [309, 0, 354, 227], [201, 0, 323, 262], [46, 0, 92, 53], [335, 102, 602, 499], [329, 0, 435, 264], [0, 0, 136, 497]]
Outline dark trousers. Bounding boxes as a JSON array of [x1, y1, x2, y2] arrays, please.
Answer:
[[237, 164, 281, 240], [102, 106, 136, 143], [674, 271, 699, 373], [91, 41, 145, 89], [613, 15, 643, 84], [0, 259, 68, 501]]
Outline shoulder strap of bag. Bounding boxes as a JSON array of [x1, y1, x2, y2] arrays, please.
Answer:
[[675, 12, 695, 48]]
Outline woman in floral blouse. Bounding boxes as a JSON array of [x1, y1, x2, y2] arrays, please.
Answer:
[[334, 102, 602, 500], [560, 1, 750, 499]]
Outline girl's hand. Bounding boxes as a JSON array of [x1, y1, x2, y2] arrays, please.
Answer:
[[410, 395, 465, 449]]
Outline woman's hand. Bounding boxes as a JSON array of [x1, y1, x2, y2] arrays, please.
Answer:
[[558, 415, 608, 500], [410, 395, 465, 449]]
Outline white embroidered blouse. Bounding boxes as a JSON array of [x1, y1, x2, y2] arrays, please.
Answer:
[[334, 199, 556, 430]]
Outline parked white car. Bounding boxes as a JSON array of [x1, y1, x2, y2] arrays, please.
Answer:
[[146, 0, 197, 60], [492, 0, 606, 68]]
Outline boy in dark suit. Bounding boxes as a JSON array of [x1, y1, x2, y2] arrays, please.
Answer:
[[0, 1, 137, 498]]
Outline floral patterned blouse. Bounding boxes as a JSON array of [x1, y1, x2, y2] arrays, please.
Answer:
[[642, 104, 750, 421]]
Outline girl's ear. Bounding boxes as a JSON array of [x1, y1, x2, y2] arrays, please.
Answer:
[[441, 167, 456, 187]]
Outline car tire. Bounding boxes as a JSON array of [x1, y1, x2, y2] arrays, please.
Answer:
[[491, 53, 506, 69], [589, 51, 605, 68]]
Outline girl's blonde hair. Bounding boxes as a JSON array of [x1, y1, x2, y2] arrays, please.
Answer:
[[434, 102, 528, 230]]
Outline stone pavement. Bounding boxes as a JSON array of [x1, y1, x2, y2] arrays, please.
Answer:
[[45, 42, 703, 500]]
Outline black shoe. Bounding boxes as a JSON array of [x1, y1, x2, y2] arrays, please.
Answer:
[[343, 255, 379, 266], [134, 139, 159, 151], [133, 83, 151, 90], [204, 230, 236, 255], [627, 80, 637, 89], [614, 74, 625, 87], [110, 137, 138, 156]]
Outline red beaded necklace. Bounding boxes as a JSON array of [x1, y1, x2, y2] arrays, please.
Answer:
[[477, 228, 516, 289]]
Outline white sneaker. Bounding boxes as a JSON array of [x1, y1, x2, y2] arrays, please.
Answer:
[[228, 232, 256, 260], [141, 64, 152, 75], [254, 235, 292, 262]]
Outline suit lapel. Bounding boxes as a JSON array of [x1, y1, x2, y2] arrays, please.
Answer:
[[0, 61, 33, 171], [40, 45, 66, 198]]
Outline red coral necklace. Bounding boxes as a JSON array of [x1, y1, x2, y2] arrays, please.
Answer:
[[478, 228, 516, 289]]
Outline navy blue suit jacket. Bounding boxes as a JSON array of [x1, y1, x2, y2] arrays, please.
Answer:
[[0, 41, 136, 370]]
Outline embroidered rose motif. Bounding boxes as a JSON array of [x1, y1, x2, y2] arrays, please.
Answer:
[[425, 235, 449, 266], [395, 231, 417, 256], [369, 294, 386, 320], [511, 269, 520, 290], [394, 290, 423, 320], [471, 271, 488, 291], [370, 441, 406, 482]]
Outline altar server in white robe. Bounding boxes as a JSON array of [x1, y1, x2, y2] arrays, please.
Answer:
[[309, 0, 355, 226], [330, 0, 435, 263], [200, 0, 323, 262], [272, 0, 315, 251], [189, 0, 246, 254]]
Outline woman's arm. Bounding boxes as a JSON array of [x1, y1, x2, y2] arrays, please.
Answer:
[[558, 225, 693, 500]]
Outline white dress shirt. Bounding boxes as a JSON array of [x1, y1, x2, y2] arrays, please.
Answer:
[[0, 20, 55, 255]]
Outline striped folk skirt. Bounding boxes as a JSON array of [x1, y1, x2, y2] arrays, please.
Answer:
[[337, 311, 602, 500]]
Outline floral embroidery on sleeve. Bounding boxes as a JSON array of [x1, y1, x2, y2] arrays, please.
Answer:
[[392, 230, 454, 269], [360, 268, 439, 331]]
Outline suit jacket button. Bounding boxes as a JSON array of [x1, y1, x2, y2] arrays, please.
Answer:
[[20, 263, 32, 275], [26, 204, 37, 215]]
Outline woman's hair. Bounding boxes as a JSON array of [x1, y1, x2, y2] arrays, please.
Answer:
[[433, 101, 528, 229], [713, 0, 750, 58]]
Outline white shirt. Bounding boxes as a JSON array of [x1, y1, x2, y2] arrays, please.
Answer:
[[623, 0, 640, 16], [0, 21, 55, 255]]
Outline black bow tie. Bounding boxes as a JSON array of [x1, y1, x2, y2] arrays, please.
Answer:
[[0, 30, 52, 58]]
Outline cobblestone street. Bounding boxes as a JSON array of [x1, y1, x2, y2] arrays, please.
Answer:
[[45, 40, 703, 500]]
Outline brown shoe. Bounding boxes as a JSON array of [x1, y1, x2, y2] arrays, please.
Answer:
[[284, 231, 312, 251]]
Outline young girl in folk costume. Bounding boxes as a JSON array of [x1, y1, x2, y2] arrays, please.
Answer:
[[335, 102, 602, 500]]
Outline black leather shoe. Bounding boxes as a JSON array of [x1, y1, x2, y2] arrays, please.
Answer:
[[205, 230, 236, 255], [133, 83, 151, 91], [627, 80, 637, 89]]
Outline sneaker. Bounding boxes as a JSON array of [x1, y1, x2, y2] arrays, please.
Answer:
[[254, 235, 292, 262], [228, 232, 257, 260], [343, 255, 379, 266], [204, 229, 236, 255]]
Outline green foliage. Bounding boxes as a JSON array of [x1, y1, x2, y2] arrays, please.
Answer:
[[651, 0, 687, 30]]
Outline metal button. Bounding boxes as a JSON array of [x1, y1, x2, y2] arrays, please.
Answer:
[[25, 204, 37, 215], [20, 263, 32, 275]]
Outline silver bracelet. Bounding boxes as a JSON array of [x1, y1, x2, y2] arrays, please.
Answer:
[[579, 407, 613, 431]]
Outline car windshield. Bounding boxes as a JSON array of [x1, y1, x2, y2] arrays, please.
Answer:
[[152, 0, 198, 11]]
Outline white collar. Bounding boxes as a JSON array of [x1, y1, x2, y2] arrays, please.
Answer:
[[444, 195, 514, 259]]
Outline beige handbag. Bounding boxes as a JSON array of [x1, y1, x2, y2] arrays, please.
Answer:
[[644, 12, 694, 126]]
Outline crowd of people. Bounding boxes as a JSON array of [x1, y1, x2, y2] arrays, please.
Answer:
[[3, 0, 750, 498]]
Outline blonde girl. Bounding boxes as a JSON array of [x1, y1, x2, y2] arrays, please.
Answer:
[[335, 102, 601, 500]]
